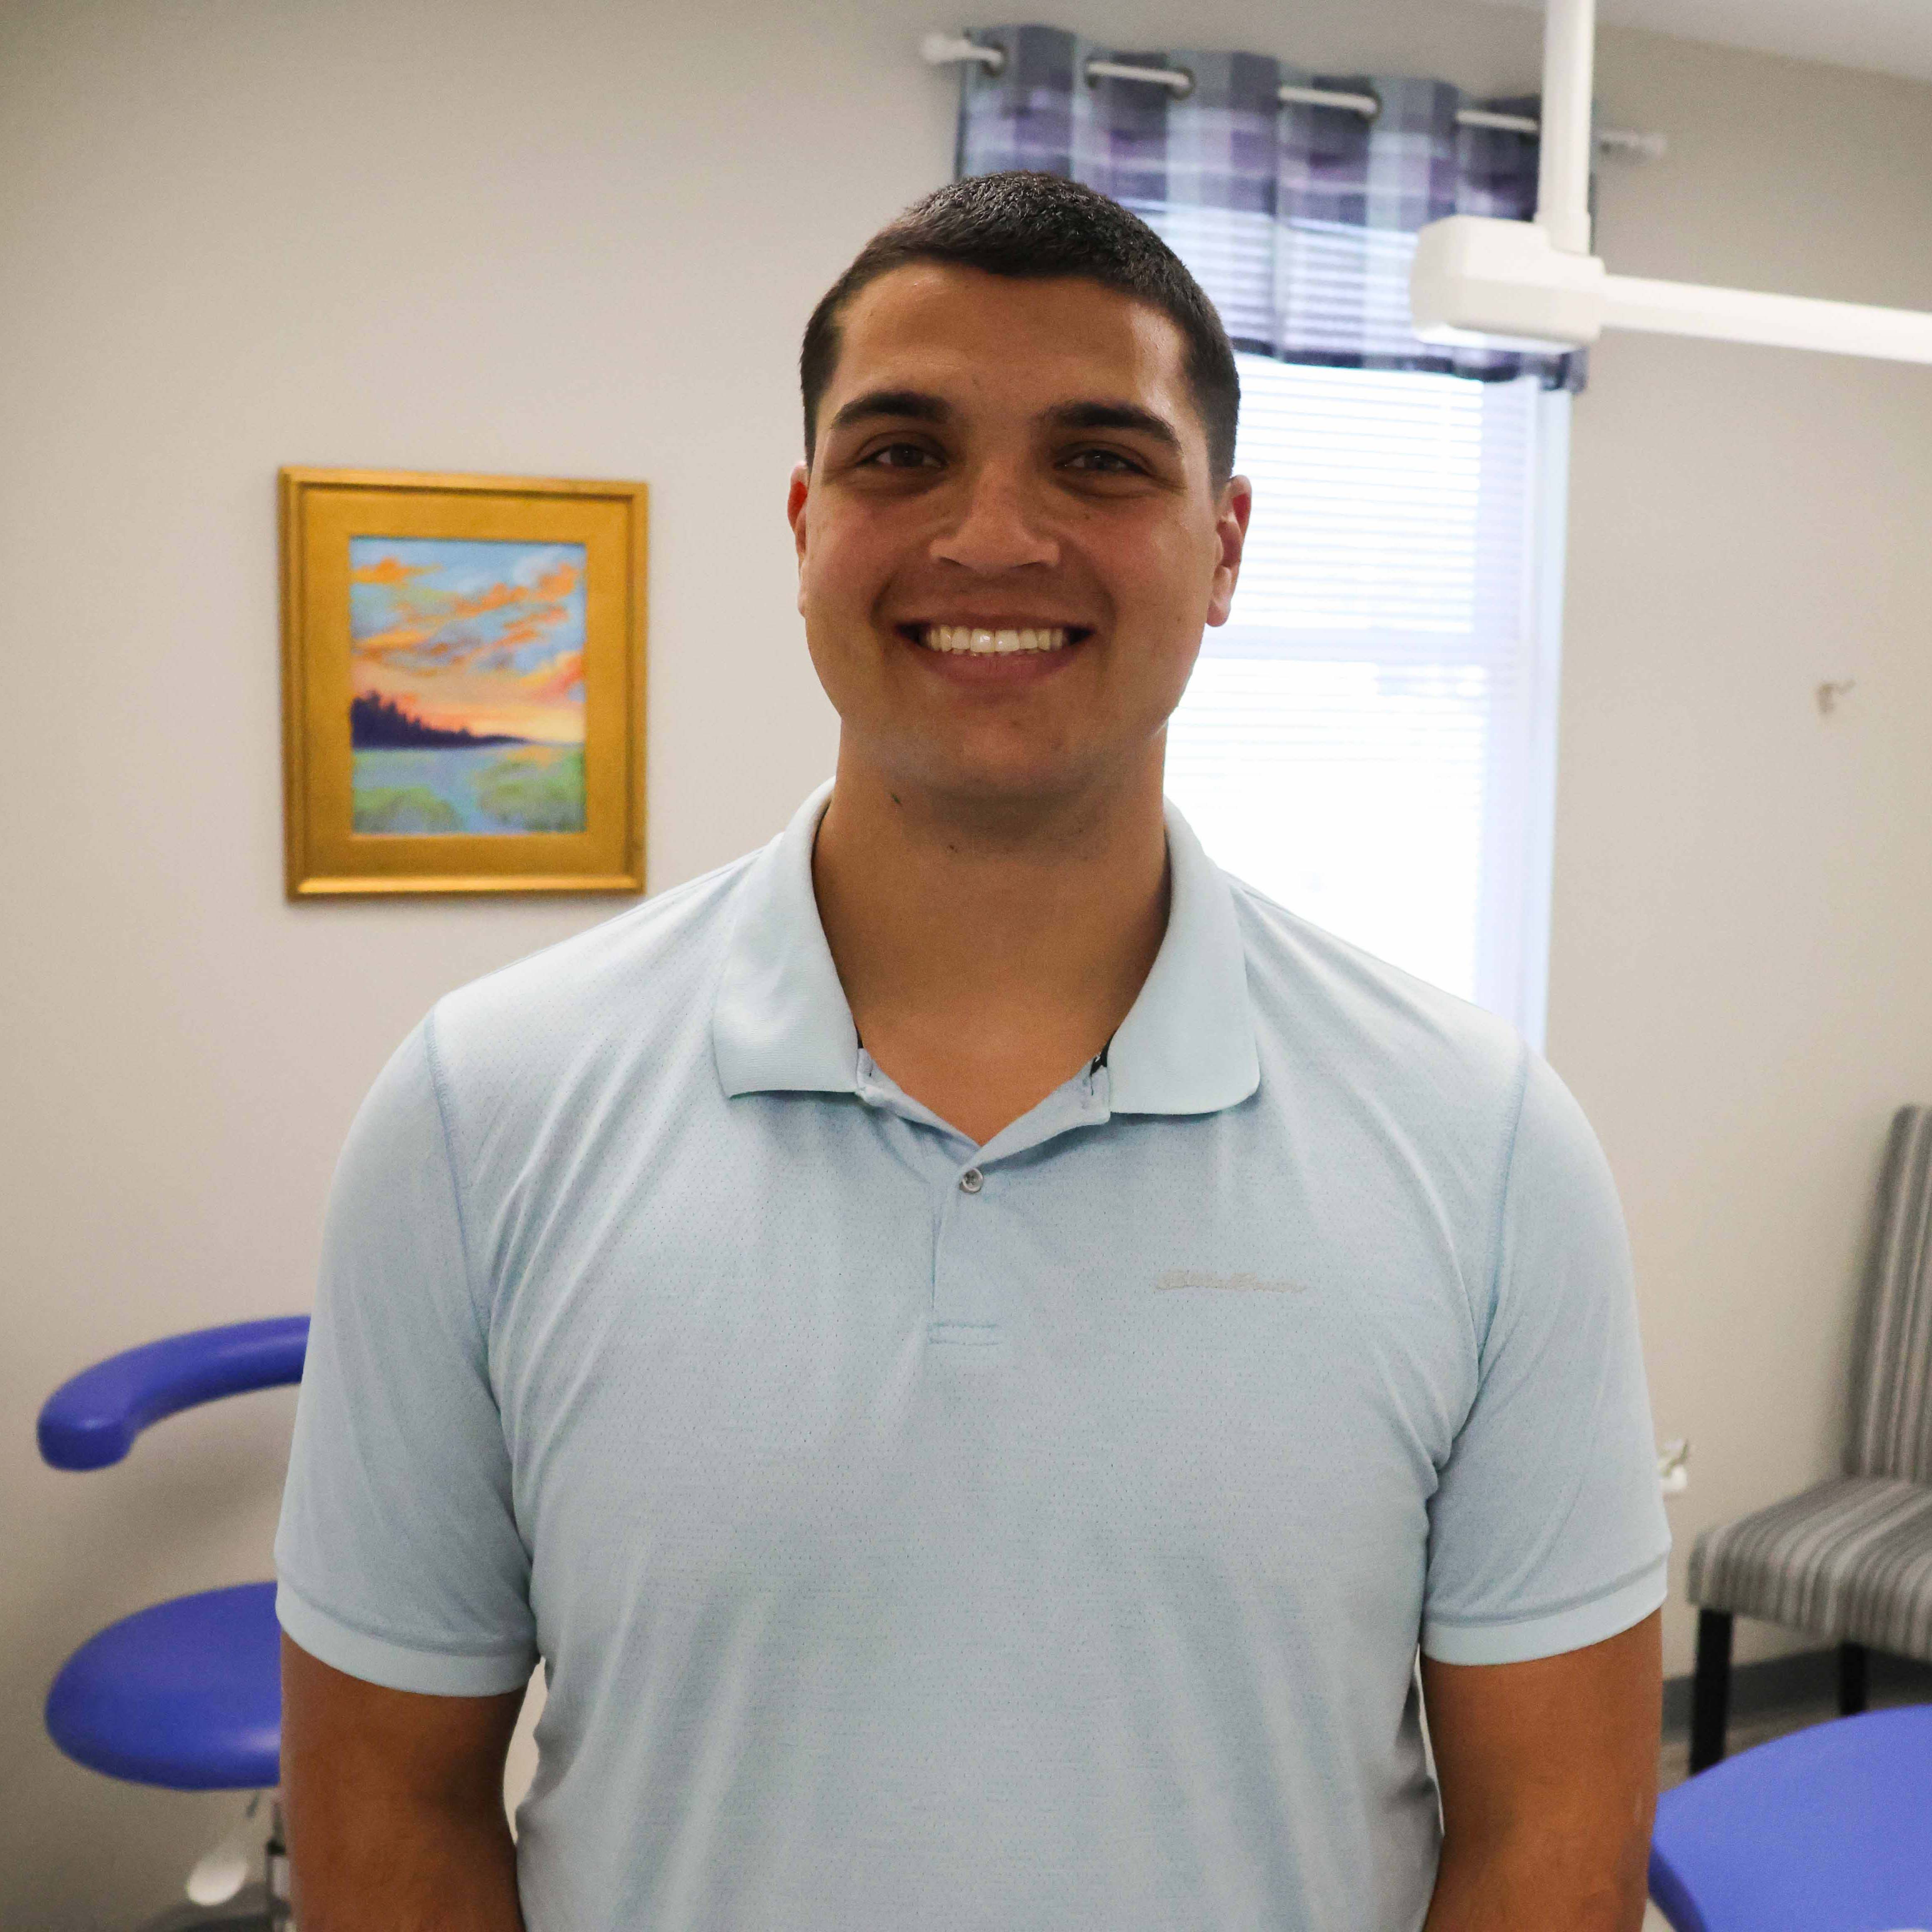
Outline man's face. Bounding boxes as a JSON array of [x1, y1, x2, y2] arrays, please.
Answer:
[[789, 264, 1250, 809]]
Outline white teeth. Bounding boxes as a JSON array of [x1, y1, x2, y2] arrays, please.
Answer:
[[920, 625, 1071, 655]]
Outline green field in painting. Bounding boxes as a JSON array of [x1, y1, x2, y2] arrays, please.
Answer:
[[353, 745, 585, 835]]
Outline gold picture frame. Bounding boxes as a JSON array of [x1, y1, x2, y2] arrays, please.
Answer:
[[280, 466, 647, 897]]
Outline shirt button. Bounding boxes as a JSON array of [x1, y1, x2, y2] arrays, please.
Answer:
[[959, 1168, 984, 1194]]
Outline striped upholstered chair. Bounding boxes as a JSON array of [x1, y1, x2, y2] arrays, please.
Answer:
[[1686, 1105, 1932, 1772]]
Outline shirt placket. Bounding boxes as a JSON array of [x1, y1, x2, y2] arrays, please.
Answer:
[[922, 1066, 1113, 1360], [929, 1154, 1008, 1354]]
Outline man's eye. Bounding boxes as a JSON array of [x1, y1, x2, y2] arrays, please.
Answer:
[[859, 443, 940, 470], [1066, 448, 1144, 476]]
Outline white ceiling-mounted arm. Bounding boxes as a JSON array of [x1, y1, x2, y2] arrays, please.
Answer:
[[1534, 0, 1594, 257], [1411, 0, 1932, 365]]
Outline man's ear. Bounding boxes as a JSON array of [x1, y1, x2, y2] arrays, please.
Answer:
[[787, 462, 811, 569], [1205, 474, 1253, 629]]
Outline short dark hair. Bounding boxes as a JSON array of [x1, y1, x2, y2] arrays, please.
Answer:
[[799, 172, 1240, 487]]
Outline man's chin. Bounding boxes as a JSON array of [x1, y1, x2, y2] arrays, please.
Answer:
[[867, 743, 1153, 824]]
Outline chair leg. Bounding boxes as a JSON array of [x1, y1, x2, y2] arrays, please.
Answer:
[[1689, 1609, 1733, 1773], [1838, 1641, 1869, 1716]]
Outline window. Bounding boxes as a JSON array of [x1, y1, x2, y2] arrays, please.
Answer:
[[1164, 356, 1570, 1044]]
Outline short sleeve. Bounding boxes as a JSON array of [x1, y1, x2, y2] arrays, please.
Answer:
[[1421, 1053, 1670, 1664], [275, 1016, 537, 1695]]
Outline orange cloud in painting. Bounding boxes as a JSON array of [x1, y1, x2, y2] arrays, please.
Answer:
[[352, 556, 438, 587], [352, 573, 575, 667], [521, 650, 585, 704], [493, 605, 572, 650], [352, 620, 443, 658]]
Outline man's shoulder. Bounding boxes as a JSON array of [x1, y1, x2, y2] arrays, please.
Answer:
[[1222, 878, 1610, 1334], [1224, 874, 1528, 1115], [424, 848, 759, 1093]]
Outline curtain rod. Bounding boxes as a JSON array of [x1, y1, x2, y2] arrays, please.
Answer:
[[919, 34, 1666, 159]]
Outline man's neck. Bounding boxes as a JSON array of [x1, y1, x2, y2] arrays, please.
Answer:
[[810, 749, 1170, 1147]]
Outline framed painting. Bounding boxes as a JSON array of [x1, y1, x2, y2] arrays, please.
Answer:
[[279, 466, 647, 896]]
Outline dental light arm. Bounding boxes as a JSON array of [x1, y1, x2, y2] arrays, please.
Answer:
[[1409, 0, 1932, 365]]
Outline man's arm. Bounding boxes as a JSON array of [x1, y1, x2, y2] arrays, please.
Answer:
[[1421, 1610, 1661, 1932], [281, 1633, 528, 1932]]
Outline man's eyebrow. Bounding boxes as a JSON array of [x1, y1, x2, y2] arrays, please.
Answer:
[[1042, 399, 1183, 453], [826, 389, 951, 436]]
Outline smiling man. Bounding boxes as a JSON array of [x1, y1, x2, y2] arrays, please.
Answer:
[[277, 173, 1668, 1932]]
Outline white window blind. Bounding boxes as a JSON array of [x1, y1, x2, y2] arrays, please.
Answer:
[[1165, 355, 1569, 1042]]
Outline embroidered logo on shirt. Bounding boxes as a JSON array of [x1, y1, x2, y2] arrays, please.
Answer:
[[1155, 1268, 1306, 1293]]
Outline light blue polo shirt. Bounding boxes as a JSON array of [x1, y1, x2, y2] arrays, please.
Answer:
[[276, 783, 1668, 1932]]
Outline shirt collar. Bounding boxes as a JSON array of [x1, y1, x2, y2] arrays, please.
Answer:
[[713, 782, 858, 1098], [1106, 802, 1260, 1116], [713, 782, 1259, 1117]]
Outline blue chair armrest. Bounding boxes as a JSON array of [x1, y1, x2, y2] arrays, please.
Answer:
[[38, 1317, 310, 1470]]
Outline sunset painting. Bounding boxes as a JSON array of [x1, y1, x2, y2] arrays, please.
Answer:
[[348, 536, 587, 835]]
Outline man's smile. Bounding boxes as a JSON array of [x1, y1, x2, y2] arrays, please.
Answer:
[[889, 620, 1098, 692], [900, 622, 1089, 656], [887, 619, 1094, 683]]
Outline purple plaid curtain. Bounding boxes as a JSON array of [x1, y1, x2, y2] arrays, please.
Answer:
[[956, 24, 1584, 390]]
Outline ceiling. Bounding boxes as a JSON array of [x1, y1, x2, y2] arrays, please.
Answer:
[[1475, 0, 1932, 83]]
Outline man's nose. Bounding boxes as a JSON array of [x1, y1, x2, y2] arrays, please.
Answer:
[[930, 463, 1059, 574]]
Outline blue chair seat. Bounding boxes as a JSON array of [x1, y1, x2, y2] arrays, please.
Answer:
[[1649, 1705, 1932, 1931], [46, 1581, 281, 1790]]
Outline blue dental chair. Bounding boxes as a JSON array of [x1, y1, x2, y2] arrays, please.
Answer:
[[37, 1318, 309, 1920], [1648, 1704, 1932, 1930]]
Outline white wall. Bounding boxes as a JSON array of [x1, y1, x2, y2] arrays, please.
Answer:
[[1553, 30, 1932, 1678], [5, 1, 1931, 1922]]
